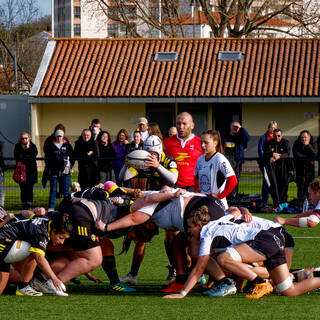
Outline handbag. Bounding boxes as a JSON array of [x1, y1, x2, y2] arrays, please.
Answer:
[[13, 161, 27, 183]]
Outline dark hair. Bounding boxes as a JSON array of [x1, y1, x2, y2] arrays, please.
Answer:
[[116, 129, 129, 143], [309, 178, 320, 192], [97, 130, 112, 145], [298, 130, 313, 144], [50, 212, 73, 235], [201, 130, 224, 154], [273, 128, 282, 135], [120, 220, 159, 254], [91, 118, 101, 125], [53, 124, 66, 134]]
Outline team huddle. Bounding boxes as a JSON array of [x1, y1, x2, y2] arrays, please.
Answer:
[[1, 112, 320, 298]]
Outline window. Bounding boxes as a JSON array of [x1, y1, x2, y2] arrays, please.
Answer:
[[74, 24, 81, 36], [107, 24, 119, 38], [218, 51, 245, 61], [153, 52, 179, 62], [74, 6, 81, 19]]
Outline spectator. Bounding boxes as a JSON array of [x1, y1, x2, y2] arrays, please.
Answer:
[[89, 118, 102, 141], [167, 126, 178, 137], [147, 122, 163, 140], [125, 130, 146, 190], [74, 129, 99, 191], [13, 132, 38, 209], [97, 130, 115, 183], [43, 124, 74, 211], [221, 121, 250, 199], [257, 121, 278, 210], [0, 141, 4, 208], [293, 130, 316, 209], [263, 128, 291, 212], [112, 129, 129, 185], [130, 117, 149, 142]]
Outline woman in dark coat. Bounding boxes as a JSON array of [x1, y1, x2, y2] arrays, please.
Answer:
[[97, 130, 115, 183], [293, 130, 316, 208], [14, 132, 38, 209], [74, 129, 99, 191]]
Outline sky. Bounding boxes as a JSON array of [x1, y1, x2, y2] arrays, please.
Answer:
[[38, 1, 51, 16]]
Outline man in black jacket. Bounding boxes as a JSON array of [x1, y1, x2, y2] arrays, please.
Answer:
[[262, 129, 291, 212]]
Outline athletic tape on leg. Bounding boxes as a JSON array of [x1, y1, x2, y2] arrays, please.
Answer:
[[226, 247, 242, 262], [276, 276, 292, 292]]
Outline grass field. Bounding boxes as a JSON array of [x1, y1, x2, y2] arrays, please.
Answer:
[[1, 214, 320, 320]]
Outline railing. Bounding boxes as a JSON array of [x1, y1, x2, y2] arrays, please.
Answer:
[[0, 157, 314, 211]]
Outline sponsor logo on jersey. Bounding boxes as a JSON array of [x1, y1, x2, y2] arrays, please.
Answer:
[[175, 153, 191, 162], [39, 240, 48, 249]]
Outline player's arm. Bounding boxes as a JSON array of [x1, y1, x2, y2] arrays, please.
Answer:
[[31, 251, 65, 291], [131, 188, 186, 212], [0, 214, 15, 228], [163, 255, 210, 299], [275, 212, 320, 228], [96, 211, 150, 233]]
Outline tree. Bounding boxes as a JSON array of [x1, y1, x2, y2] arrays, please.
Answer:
[[84, 0, 320, 38]]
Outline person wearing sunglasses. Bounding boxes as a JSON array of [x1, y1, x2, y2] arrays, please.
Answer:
[[13, 133, 38, 210], [262, 129, 291, 213]]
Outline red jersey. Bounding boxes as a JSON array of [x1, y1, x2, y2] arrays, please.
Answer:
[[163, 134, 202, 187]]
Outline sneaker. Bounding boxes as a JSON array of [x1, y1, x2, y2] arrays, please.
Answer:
[[245, 280, 274, 299], [119, 273, 138, 286], [203, 280, 237, 297], [30, 278, 68, 296], [109, 282, 136, 293], [162, 282, 184, 293], [166, 265, 176, 281], [198, 274, 207, 285], [16, 285, 43, 296]]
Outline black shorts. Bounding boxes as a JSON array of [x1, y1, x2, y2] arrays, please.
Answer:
[[246, 228, 286, 271], [69, 203, 100, 252], [183, 196, 225, 232], [0, 239, 14, 272], [283, 228, 295, 249]]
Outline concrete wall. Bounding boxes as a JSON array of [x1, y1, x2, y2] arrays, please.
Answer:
[[31, 102, 146, 155], [0, 95, 29, 159], [243, 102, 319, 157]]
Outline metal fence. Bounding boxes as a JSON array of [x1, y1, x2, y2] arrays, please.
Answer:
[[1, 157, 305, 211]]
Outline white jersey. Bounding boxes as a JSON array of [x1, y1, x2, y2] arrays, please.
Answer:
[[138, 189, 205, 217], [198, 216, 281, 256], [194, 152, 235, 210]]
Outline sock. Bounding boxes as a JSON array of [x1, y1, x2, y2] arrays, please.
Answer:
[[101, 256, 120, 285], [251, 275, 265, 285], [17, 281, 28, 289], [130, 264, 139, 277], [175, 274, 187, 284], [313, 271, 320, 278], [164, 241, 175, 267], [215, 277, 231, 285]]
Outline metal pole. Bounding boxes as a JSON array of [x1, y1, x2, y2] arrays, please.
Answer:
[[159, 0, 162, 38], [14, 52, 18, 92]]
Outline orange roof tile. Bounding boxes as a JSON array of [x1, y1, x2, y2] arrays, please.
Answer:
[[35, 38, 320, 98]]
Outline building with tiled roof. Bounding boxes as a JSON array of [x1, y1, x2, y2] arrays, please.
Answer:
[[29, 37, 320, 156]]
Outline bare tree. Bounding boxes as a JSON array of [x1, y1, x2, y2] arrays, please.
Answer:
[[84, 0, 320, 38], [0, 0, 40, 30]]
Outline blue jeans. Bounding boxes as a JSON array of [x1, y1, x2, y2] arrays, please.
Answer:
[[49, 174, 70, 210]]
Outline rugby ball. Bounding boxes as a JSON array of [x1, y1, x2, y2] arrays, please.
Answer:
[[127, 150, 150, 170]]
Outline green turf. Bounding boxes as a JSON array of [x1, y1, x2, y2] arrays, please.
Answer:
[[1, 214, 320, 319]]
